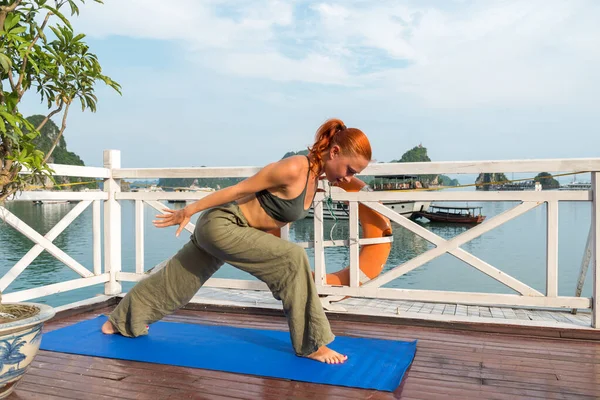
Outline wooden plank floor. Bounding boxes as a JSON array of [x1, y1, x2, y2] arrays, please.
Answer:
[[192, 287, 594, 330], [8, 305, 600, 400]]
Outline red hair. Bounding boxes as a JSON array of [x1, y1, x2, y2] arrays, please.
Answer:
[[308, 118, 372, 174]]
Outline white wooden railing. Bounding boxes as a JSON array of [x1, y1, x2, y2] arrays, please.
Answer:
[[0, 161, 110, 303], [1, 150, 598, 328]]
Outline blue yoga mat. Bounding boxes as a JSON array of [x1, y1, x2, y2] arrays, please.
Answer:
[[40, 316, 416, 391]]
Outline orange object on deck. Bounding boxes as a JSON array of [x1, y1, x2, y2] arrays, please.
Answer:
[[324, 178, 393, 286]]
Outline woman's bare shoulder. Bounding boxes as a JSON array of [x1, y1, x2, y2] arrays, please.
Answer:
[[272, 155, 309, 179]]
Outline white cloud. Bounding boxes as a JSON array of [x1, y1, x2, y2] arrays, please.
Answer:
[[207, 52, 351, 84], [72, 0, 600, 108], [74, 0, 349, 84], [312, 1, 600, 108]]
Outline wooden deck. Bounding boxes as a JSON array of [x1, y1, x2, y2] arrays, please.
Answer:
[[7, 300, 600, 400], [192, 287, 594, 331]]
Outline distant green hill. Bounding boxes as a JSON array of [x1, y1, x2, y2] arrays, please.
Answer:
[[390, 145, 459, 187], [389, 145, 435, 185], [282, 149, 309, 159], [534, 172, 560, 190], [28, 115, 85, 166], [26, 115, 97, 190], [475, 173, 509, 190], [392, 145, 431, 163], [438, 175, 460, 187]]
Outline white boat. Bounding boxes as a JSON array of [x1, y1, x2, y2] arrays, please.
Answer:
[[559, 181, 592, 190], [308, 200, 431, 220], [131, 184, 164, 193], [496, 181, 542, 191], [168, 185, 216, 203], [307, 175, 431, 220]]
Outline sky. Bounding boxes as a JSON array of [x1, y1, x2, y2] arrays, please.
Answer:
[[19, 0, 600, 171]]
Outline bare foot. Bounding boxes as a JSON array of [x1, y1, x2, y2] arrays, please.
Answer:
[[101, 320, 117, 335], [306, 346, 348, 364]]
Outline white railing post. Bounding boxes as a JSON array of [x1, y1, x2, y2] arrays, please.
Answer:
[[135, 200, 145, 274], [103, 150, 122, 295], [280, 224, 290, 241], [592, 172, 599, 328], [349, 201, 360, 287], [92, 200, 102, 275], [313, 198, 326, 288], [546, 200, 559, 297]]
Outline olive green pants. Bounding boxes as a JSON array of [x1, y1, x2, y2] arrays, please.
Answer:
[[108, 203, 335, 356]]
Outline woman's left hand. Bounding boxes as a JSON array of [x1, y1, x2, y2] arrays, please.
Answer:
[[153, 207, 191, 237]]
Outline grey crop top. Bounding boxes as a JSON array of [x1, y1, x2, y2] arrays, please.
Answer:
[[255, 156, 313, 223]]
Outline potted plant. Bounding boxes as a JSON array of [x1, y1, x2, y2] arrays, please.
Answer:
[[0, 0, 119, 397], [0, 293, 55, 398]]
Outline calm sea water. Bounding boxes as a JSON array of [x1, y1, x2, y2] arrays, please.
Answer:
[[0, 192, 593, 307]]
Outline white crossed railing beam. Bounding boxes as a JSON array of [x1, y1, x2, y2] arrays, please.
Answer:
[[572, 224, 593, 314], [0, 205, 95, 280], [2, 275, 109, 303], [2, 162, 109, 303], [360, 201, 544, 296], [0, 201, 97, 291]]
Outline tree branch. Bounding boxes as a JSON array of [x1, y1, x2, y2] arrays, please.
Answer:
[[16, 11, 52, 99], [0, 191, 12, 203], [0, 168, 9, 185], [0, 0, 24, 13], [0, 157, 14, 195], [0, 0, 24, 32], [36, 102, 64, 132], [42, 100, 71, 164], [7, 71, 17, 93]]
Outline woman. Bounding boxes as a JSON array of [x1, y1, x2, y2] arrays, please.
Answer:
[[101, 118, 372, 364]]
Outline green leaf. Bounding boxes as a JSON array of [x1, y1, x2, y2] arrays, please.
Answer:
[[38, 26, 47, 42], [27, 56, 40, 74], [4, 13, 20, 31], [9, 26, 27, 35], [67, 0, 80, 16], [49, 26, 63, 41], [0, 111, 18, 126], [5, 91, 19, 112], [10, 34, 27, 43], [0, 53, 11, 72], [42, 5, 73, 30]]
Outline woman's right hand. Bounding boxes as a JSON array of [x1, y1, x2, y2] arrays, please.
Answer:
[[153, 207, 191, 237]]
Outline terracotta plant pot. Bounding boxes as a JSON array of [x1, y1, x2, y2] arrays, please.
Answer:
[[0, 303, 55, 398]]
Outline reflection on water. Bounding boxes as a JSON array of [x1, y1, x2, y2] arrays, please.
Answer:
[[0, 199, 594, 307]]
